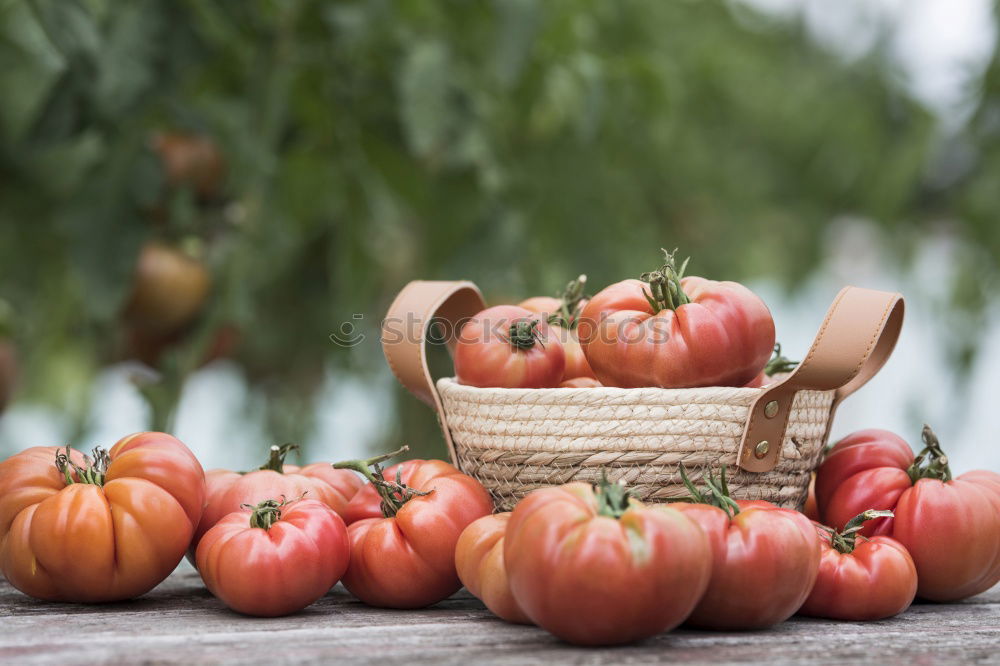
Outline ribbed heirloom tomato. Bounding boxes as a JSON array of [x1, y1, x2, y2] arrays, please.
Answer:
[[336, 447, 493, 608], [670, 469, 820, 629], [799, 510, 917, 621], [816, 426, 1000, 601], [455, 305, 565, 388], [197, 498, 350, 617], [191, 443, 363, 558], [518, 275, 596, 382], [577, 249, 775, 388], [454, 512, 530, 624], [504, 480, 711, 646], [0, 432, 205, 602]]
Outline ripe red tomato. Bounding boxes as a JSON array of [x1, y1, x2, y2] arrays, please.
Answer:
[[455, 305, 565, 388], [192, 444, 363, 558], [578, 250, 775, 388], [672, 500, 819, 629], [519, 276, 596, 381], [817, 426, 1000, 601], [337, 448, 493, 608], [152, 131, 226, 201], [123, 242, 212, 337], [196, 498, 349, 617], [504, 481, 711, 646], [799, 510, 917, 620], [0, 432, 205, 601], [454, 512, 530, 624]]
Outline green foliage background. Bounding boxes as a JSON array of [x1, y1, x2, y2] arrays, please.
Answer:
[[0, 0, 997, 458]]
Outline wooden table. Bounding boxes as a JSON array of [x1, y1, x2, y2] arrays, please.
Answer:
[[2, 564, 998, 664]]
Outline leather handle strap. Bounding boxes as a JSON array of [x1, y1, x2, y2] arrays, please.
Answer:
[[382, 280, 486, 465], [737, 286, 905, 472]]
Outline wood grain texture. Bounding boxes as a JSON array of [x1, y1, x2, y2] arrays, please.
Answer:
[[2, 564, 998, 665]]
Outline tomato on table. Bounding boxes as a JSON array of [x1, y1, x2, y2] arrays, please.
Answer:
[[455, 305, 565, 388], [196, 497, 350, 617], [336, 447, 493, 609], [455, 512, 530, 624], [0, 432, 205, 602], [799, 510, 917, 620], [670, 468, 820, 630], [816, 425, 1000, 601], [504, 479, 711, 646], [578, 249, 775, 388], [192, 443, 363, 559]]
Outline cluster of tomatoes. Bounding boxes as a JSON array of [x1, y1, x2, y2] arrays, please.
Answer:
[[1, 423, 996, 645], [0, 433, 492, 616], [456, 250, 779, 390], [458, 424, 1000, 645]]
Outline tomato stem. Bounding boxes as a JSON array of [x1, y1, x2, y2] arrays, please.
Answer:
[[818, 509, 894, 554], [674, 464, 741, 517], [595, 473, 632, 519], [243, 496, 301, 530], [639, 248, 691, 313], [54, 445, 110, 487], [547, 274, 588, 329], [502, 319, 544, 350], [764, 343, 799, 375], [907, 424, 953, 483], [332, 445, 431, 517], [259, 443, 298, 472]]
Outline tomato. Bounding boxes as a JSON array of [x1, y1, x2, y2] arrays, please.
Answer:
[[196, 497, 349, 617], [0, 339, 17, 412], [0, 432, 205, 602], [578, 250, 775, 388], [192, 443, 363, 559], [799, 510, 917, 620], [454, 512, 530, 624], [123, 242, 212, 337], [455, 305, 565, 388], [519, 275, 596, 381], [152, 131, 226, 201], [817, 425, 1000, 601], [504, 480, 711, 646], [336, 447, 493, 608], [559, 376, 602, 388], [670, 468, 820, 629]]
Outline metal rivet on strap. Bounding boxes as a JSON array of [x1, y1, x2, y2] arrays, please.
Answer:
[[754, 440, 770, 459], [764, 400, 779, 418]]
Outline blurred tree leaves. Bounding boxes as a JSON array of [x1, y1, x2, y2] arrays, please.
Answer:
[[0, 0, 997, 455]]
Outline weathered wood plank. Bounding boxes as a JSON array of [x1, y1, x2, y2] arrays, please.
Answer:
[[2, 564, 998, 665]]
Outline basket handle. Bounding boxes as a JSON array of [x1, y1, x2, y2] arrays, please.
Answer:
[[736, 286, 905, 472], [382, 280, 486, 464]]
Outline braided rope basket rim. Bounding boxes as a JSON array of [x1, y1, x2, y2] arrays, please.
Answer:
[[436, 377, 834, 511]]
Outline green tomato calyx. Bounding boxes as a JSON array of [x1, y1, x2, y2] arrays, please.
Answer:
[[819, 509, 894, 554], [332, 445, 432, 518], [640, 248, 691, 313], [907, 424, 952, 483], [596, 473, 632, 519], [55, 445, 110, 487]]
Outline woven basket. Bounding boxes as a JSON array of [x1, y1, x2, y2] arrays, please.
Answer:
[[383, 281, 904, 511]]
